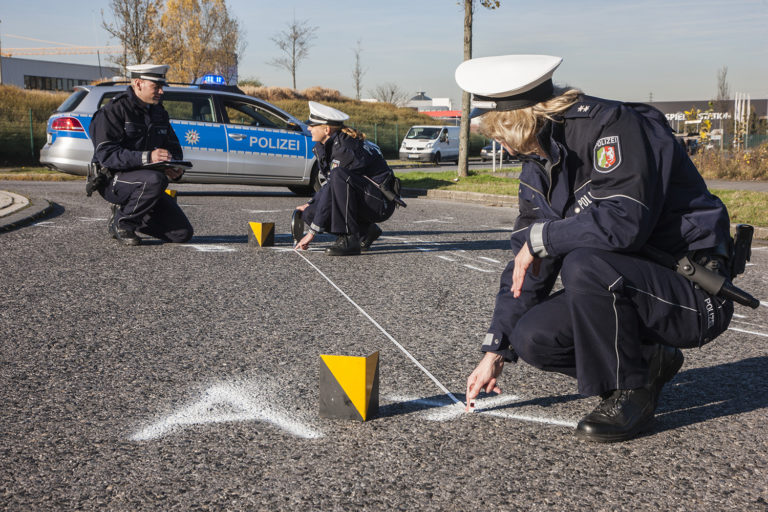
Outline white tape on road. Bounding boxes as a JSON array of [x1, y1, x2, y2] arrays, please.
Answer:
[[293, 249, 462, 406]]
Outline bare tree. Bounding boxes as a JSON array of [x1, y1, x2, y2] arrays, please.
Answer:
[[101, 0, 163, 72], [153, 0, 245, 84], [352, 39, 366, 100], [715, 66, 730, 109], [369, 82, 408, 107], [458, 0, 500, 178], [268, 17, 317, 90]]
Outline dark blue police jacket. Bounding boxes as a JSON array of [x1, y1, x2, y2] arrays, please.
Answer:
[[312, 130, 392, 183], [89, 86, 182, 171], [487, 95, 731, 354]]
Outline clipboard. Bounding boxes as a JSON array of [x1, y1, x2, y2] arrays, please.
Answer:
[[141, 160, 193, 171]]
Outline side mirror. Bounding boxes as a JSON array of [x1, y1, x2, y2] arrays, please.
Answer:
[[287, 122, 302, 132]]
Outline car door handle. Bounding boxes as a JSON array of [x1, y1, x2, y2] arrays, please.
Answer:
[[228, 133, 246, 141]]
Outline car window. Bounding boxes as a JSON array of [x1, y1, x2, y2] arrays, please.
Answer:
[[55, 89, 89, 112], [97, 91, 121, 109], [406, 127, 441, 140], [222, 99, 291, 129], [163, 93, 216, 122]]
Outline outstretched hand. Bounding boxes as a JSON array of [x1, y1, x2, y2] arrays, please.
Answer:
[[465, 351, 505, 411]]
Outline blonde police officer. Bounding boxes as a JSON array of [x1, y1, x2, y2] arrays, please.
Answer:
[[295, 102, 397, 256], [460, 55, 733, 442]]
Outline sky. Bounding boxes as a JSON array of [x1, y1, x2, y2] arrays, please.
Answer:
[[2, 0, 767, 106]]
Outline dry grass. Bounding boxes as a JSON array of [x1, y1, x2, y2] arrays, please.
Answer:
[[692, 143, 768, 180]]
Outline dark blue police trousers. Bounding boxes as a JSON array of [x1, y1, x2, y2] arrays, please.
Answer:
[[493, 248, 732, 396], [101, 169, 193, 243], [302, 168, 394, 236]]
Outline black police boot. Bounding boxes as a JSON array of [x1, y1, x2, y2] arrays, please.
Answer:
[[646, 344, 684, 408], [325, 233, 361, 256], [360, 224, 382, 252], [575, 388, 655, 443], [108, 219, 141, 246]]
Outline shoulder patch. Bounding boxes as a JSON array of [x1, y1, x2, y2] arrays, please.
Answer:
[[594, 136, 621, 173]]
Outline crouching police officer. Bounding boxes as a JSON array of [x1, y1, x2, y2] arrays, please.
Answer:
[[295, 102, 402, 256], [460, 55, 739, 442], [89, 64, 193, 246]]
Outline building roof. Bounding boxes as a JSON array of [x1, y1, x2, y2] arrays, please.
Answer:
[[409, 91, 431, 101]]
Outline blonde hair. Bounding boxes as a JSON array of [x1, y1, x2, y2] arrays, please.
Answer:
[[479, 88, 582, 154], [341, 126, 366, 140]]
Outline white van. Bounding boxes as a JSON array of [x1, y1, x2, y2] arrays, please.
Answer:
[[399, 125, 460, 164]]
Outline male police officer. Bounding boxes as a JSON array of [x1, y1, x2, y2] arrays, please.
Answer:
[[90, 64, 193, 246], [295, 102, 398, 255], [459, 55, 735, 442]]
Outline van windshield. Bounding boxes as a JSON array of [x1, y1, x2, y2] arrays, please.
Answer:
[[406, 127, 441, 140]]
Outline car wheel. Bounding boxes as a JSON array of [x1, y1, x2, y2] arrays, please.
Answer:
[[432, 152, 441, 165]]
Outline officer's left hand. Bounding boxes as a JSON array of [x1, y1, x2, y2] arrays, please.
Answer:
[[295, 232, 314, 250], [165, 167, 184, 180], [511, 243, 541, 298]]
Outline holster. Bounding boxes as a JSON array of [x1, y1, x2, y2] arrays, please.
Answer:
[[86, 162, 112, 197]]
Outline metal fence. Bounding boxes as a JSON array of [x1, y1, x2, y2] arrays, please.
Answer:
[[0, 107, 53, 166]]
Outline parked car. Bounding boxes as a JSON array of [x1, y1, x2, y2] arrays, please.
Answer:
[[398, 125, 459, 164], [40, 76, 329, 195], [480, 144, 515, 162]]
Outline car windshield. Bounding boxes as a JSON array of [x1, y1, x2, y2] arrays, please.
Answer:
[[406, 127, 441, 140]]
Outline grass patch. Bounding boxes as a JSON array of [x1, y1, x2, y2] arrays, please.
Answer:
[[397, 169, 520, 196], [0, 166, 83, 181], [711, 189, 768, 226]]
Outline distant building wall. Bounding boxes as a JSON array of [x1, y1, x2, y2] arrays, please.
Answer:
[[0, 57, 120, 91]]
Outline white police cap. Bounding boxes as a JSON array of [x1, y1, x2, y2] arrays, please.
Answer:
[[126, 64, 169, 84], [306, 101, 350, 126], [455, 55, 563, 116]]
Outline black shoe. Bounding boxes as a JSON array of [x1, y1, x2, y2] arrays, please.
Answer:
[[325, 234, 361, 256], [360, 224, 382, 252], [575, 388, 655, 443], [646, 344, 684, 408], [108, 220, 141, 246]]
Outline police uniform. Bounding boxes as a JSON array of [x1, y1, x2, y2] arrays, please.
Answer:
[[90, 64, 193, 245], [301, 102, 397, 255], [457, 55, 735, 442]]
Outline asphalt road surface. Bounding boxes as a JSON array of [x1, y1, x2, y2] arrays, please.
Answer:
[[2, 181, 767, 511]]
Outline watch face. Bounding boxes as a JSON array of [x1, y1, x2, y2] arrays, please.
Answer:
[[291, 209, 305, 243]]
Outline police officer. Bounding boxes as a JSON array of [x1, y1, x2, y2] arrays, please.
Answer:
[[295, 102, 399, 256], [90, 64, 193, 246], [459, 55, 734, 442]]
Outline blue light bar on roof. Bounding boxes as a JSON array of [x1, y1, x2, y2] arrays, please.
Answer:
[[198, 74, 227, 86]]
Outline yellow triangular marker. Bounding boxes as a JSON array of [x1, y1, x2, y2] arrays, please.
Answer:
[[321, 354, 375, 420], [248, 221, 274, 246]]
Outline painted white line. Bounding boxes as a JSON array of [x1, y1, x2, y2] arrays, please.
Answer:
[[293, 249, 462, 406], [182, 244, 236, 252], [463, 264, 492, 273], [728, 327, 768, 338], [131, 381, 322, 441], [478, 256, 501, 263], [436, 255, 456, 262], [385, 394, 578, 428]]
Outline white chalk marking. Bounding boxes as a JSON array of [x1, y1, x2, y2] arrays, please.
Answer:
[[182, 244, 236, 252], [463, 264, 492, 273], [731, 319, 768, 329], [293, 249, 462, 406], [379, 236, 407, 241], [244, 209, 285, 213], [78, 217, 108, 222], [31, 221, 62, 228], [478, 256, 501, 264], [728, 327, 768, 338], [436, 255, 456, 262], [386, 394, 577, 428], [416, 247, 435, 252], [131, 382, 322, 441], [412, 219, 453, 224], [761, 301, 768, 308]]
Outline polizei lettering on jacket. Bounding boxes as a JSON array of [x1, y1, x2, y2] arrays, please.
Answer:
[[249, 136, 300, 152]]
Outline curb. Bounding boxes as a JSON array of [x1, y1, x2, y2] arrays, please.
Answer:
[[0, 196, 54, 232]]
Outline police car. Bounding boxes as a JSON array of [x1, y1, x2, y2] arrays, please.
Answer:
[[40, 75, 324, 195]]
